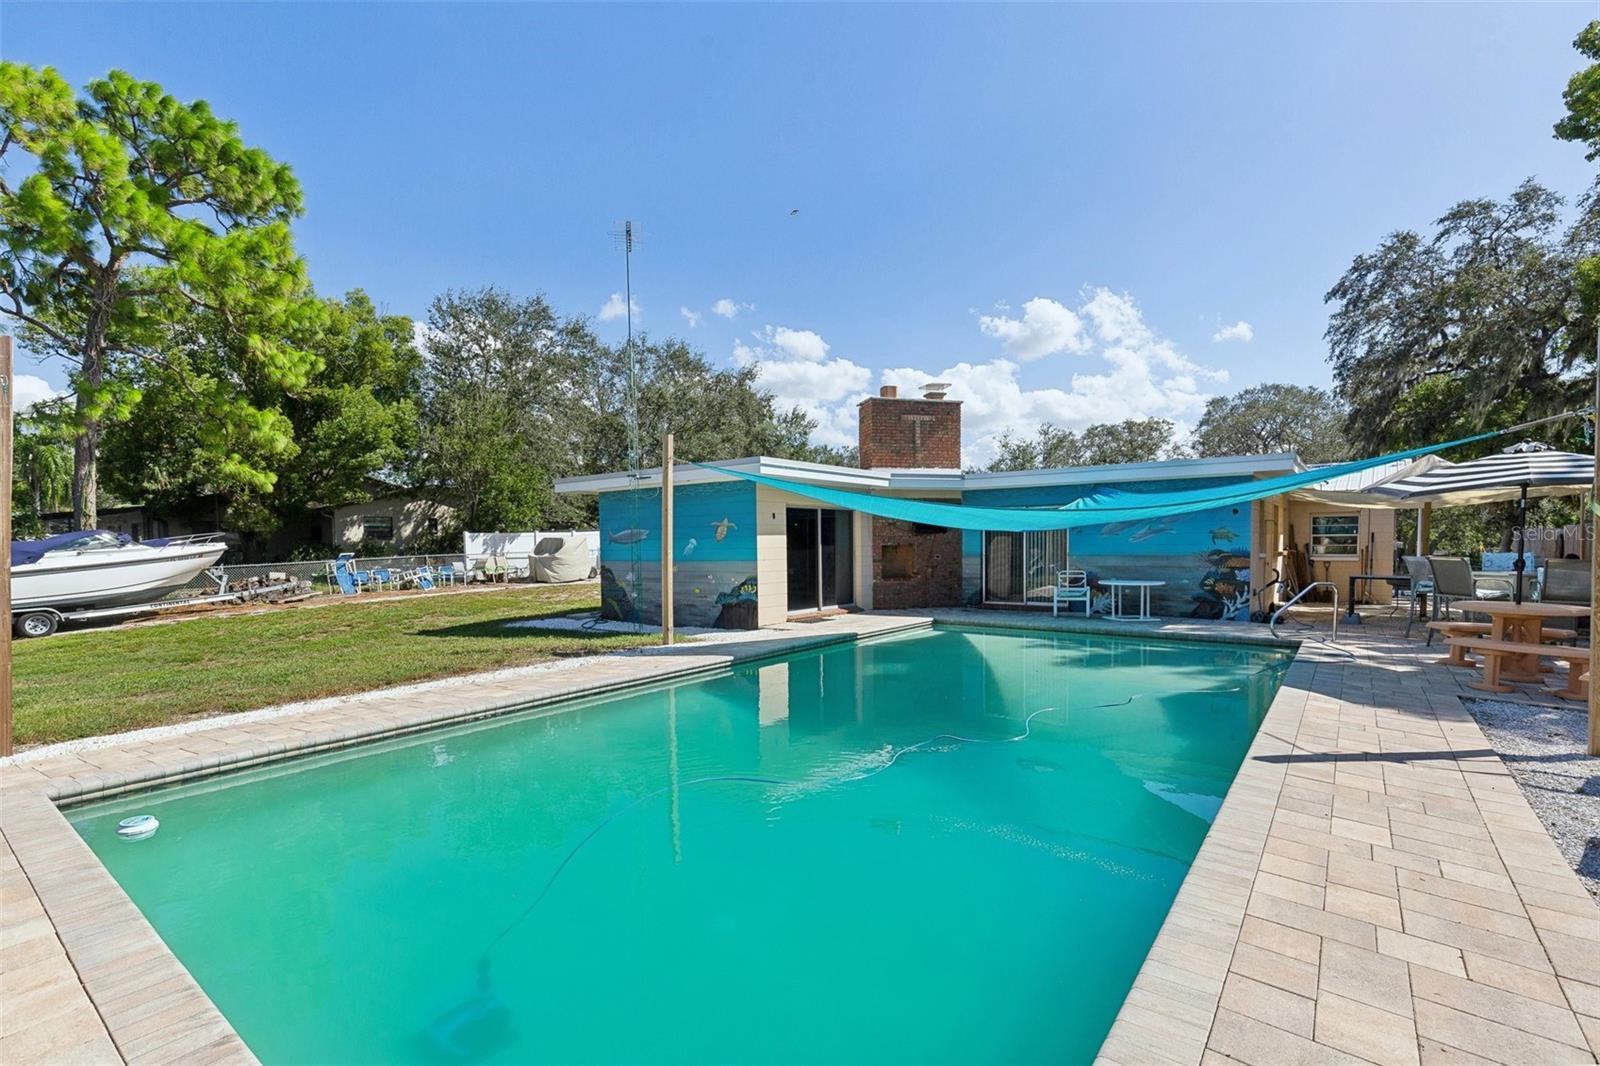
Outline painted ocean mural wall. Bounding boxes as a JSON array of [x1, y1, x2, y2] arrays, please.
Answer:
[[963, 477, 1254, 620], [597, 481, 760, 628]]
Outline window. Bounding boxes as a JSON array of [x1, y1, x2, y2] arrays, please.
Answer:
[[361, 515, 395, 542], [1309, 514, 1360, 558]]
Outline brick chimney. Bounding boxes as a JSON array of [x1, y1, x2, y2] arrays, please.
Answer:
[[857, 384, 961, 469]]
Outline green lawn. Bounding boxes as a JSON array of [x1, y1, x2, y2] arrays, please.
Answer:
[[15, 584, 657, 747]]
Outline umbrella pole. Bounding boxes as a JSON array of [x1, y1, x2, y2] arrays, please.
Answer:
[[1514, 485, 1527, 606]]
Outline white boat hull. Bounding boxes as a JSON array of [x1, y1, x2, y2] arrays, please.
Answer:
[[12, 544, 228, 611]]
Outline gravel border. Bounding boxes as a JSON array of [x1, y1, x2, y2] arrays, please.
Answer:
[[1463, 696, 1600, 899]]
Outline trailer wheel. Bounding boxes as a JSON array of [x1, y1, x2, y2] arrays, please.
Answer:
[[15, 611, 59, 639]]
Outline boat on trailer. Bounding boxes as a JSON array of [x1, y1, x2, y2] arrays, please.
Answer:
[[9, 531, 231, 637]]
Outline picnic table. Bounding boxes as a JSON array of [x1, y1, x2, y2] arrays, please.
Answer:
[[1451, 600, 1588, 685]]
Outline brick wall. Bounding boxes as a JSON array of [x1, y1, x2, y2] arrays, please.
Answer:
[[869, 517, 965, 609], [857, 396, 962, 470]]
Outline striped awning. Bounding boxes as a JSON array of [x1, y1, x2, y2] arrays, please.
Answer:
[[1369, 442, 1594, 506]]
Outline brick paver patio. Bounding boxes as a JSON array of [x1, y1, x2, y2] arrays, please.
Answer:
[[1095, 615, 1600, 1066]]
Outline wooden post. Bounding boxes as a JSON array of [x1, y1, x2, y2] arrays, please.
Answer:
[[661, 432, 674, 646], [1, 336, 13, 758], [1589, 329, 1598, 756], [1417, 503, 1431, 555]]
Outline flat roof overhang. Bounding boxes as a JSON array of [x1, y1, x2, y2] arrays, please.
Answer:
[[556, 452, 1306, 496], [554, 457, 968, 495]]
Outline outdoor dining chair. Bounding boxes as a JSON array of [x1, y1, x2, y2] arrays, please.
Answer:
[[1052, 569, 1091, 617], [1424, 556, 1484, 643], [1401, 556, 1434, 638], [1540, 558, 1591, 606]]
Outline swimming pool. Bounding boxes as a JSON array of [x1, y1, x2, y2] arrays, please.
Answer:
[[72, 624, 1290, 1064]]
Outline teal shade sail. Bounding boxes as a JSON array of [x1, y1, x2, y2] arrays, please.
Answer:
[[696, 427, 1504, 532]]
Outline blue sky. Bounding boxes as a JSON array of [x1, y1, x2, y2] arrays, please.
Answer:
[[3, 2, 1593, 463]]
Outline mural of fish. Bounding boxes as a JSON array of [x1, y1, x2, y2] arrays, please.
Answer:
[[1209, 526, 1237, 545], [683, 537, 698, 556], [609, 528, 649, 544], [712, 517, 738, 541]]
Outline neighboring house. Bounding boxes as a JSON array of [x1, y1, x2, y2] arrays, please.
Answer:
[[39, 504, 197, 541], [38, 478, 454, 557], [555, 384, 1399, 630], [312, 476, 454, 550]]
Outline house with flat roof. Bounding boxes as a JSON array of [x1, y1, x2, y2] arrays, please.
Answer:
[[554, 385, 1396, 628]]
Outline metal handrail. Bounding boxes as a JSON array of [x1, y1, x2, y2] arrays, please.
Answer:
[[1269, 581, 1340, 642]]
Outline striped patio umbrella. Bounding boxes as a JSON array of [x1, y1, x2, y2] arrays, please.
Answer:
[[1373, 441, 1594, 507], [1378, 442, 1594, 602]]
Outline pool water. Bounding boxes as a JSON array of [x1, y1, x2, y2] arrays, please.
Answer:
[[72, 625, 1289, 1065]]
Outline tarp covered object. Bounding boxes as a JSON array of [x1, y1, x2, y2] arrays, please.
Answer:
[[532, 535, 594, 583], [695, 428, 1506, 532]]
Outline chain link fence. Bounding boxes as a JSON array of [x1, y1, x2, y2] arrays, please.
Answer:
[[170, 552, 474, 598]]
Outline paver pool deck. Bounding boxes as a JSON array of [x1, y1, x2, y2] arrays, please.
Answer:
[[2, 609, 1597, 1064]]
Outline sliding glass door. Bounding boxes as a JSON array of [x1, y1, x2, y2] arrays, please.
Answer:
[[983, 529, 1070, 605], [787, 508, 854, 612]]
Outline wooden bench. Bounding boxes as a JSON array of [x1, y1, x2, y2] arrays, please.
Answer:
[[1447, 637, 1591, 700], [1427, 621, 1573, 667]]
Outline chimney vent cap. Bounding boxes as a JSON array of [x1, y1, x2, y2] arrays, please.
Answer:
[[921, 381, 952, 400]]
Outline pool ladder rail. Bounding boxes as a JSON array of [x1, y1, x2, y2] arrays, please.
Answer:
[[1269, 581, 1340, 643]]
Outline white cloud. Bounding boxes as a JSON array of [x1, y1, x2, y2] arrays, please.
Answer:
[[768, 326, 830, 363], [599, 292, 640, 322], [14, 374, 65, 412], [743, 288, 1228, 467], [1212, 320, 1254, 343], [712, 298, 752, 320], [680, 306, 703, 328], [977, 296, 1090, 361], [732, 326, 872, 447]]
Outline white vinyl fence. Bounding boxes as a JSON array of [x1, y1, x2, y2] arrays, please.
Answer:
[[464, 530, 600, 579]]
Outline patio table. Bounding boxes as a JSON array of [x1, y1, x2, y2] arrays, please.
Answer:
[[1454, 600, 1588, 688], [1343, 573, 1408, 623], [1101, 578, 1166, 621]]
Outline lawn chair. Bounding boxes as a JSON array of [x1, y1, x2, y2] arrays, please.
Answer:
[[333, 553, 361, 596], [482, 555, 508, 584], [436, 562, 459, 586], [371, 567, 394, 591], [1052, 569, 1091, 617], [414, 565, 436, 590]]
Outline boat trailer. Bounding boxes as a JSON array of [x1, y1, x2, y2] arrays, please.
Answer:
[[13, 573, 311, 639]]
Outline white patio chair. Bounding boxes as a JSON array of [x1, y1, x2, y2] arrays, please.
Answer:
[[1053, 569, 1091, 617]]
